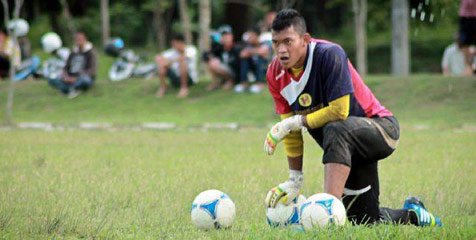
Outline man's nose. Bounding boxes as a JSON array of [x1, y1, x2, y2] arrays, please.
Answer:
[[277, 44, 287, 54]]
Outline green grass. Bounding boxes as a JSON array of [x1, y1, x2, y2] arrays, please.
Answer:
[[0, 129, 475, 239], [0, 74, 475, 238], [0, 74, 475, 128]]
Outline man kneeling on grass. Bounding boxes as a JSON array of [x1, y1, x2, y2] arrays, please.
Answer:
[[263, 9, 442, 227], [155, 33, 198, 98], [48, 31, 97, 99]]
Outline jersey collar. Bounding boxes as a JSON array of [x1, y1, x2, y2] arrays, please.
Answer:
[[280, 41, 317, 106]]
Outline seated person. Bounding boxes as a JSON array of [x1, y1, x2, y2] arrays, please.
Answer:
[[0, 29, 21, 78], [442, 35, 467, 76], [235, 26, 271, 94], [156, 34, 198, 98], [48, 31, 97, 99], [205, 25, 241, 91]]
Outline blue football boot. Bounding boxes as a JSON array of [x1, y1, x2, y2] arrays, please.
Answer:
[[403, 196, 442, 227]]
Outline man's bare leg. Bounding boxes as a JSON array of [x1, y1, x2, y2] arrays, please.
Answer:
[[177, 55, 189, 98], [206, 59, 223, 91], [461, 46, 474, 76], [155, 56, 168, 98], [324, 162, 351, 198]]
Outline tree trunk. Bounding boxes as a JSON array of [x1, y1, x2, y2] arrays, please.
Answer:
[[2, 0, 24, 124], [225, 1, 250, 42], [391, 0, 409, 76], [101, 0, 110, 46], [198, 0, 211, 53], [59, 0, 76, 40], [154, 0, 166, 51], [352, 0, 367, 76], [178, 0, 192, 45]]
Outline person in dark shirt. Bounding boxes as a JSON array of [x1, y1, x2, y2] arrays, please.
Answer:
[[205, 26, 241, 91], [235, 26, 271, 94], [48, 31, 97, 99]]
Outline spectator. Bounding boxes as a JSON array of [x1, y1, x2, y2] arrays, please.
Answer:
[[0, 29, 21, 78], [205, 25, 241, 91], [458, 0, 476, 75], [48, 31, 97, 99], [156, 33, 198, 98], [235, 26, 271, 94], [259, 11, 277, 44], [442, 35, 467, 76]]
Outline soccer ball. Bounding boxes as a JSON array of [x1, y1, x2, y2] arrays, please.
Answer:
[[299, 193, 346, 230], [266, 195, 306, 227], [191, 189, 235, 230]]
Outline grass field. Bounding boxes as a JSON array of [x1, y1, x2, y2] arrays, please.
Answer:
[[0, 74, 476, 239]]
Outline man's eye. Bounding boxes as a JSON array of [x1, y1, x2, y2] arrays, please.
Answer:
[[285, 39, 291, 44]]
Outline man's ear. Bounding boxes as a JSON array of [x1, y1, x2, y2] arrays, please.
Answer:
[[302, 33, 311, 46]]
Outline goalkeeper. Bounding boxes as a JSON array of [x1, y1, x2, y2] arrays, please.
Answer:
[[264, 9, 441, 226]]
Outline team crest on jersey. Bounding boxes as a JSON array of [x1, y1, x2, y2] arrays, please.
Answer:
[[298, 93, 312, 107]]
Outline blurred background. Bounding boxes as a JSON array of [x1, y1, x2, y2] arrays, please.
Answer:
[[1, 0, 463, 73]]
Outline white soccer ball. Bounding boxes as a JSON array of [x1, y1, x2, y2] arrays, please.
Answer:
[[299, 193, 346, 230], [266, 195, 306, 227], [191, 189, 235, 230]]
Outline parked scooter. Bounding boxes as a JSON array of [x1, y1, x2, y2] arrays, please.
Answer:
[[4, 19, 41, 82], [104, 38, 157, 81], [38, 32, 70, 80]]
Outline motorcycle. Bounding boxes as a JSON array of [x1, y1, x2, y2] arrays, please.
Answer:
[[12, 56, 41, 82], [105, 38, 157, 81], [35, 48, 70, 81]]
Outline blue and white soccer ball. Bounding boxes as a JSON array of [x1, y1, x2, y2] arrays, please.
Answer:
[[266, 195, 306, 227], [299, 193, 346, 230], [191, 189, 236, 230]]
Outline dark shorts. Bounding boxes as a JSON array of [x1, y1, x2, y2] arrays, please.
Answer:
[[167, 69, 194, 88], [459, 17, 476, 46], [312, 116, 400, 224]]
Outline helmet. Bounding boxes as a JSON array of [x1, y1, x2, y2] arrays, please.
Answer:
[[111, 37, 124, 49], [104, 37, 124, 57], [8, 19, 29, 37], [41, 32, 63, 54], [218, 25, 233, 35]]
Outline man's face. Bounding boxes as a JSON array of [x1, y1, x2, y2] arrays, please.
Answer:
[[247, 32, 259, 45], [220, 33, 233, 47], [75, 33, 87, 47], [171, 40, 185, 52], [272, 25, 309, 68]]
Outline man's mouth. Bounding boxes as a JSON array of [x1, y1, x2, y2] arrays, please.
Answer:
[[279, 56, 290, 63]]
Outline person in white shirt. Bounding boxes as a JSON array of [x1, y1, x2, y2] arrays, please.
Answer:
[[155, 34, 198, 98], [442, 36, 467, 76]]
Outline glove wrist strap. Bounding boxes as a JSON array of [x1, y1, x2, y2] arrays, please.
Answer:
[[289, 169, 303, 184]]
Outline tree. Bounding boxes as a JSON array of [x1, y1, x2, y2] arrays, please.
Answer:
[[101, 0, 110, 46], [199, 0, 211, 53], [2, 0, 24, 124], [59, 0, 76, 40], [352, 0, 367, 76], [391, 0, 409, 76], [154, 0, 166, 51], [178, 0, 192, 45]]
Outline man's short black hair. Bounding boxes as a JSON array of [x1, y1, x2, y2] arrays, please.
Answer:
[[171, 33, 185, 42], [248, 25, 261, 35], [75, 30, 88, 39], [271, 9, 307, 34]]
